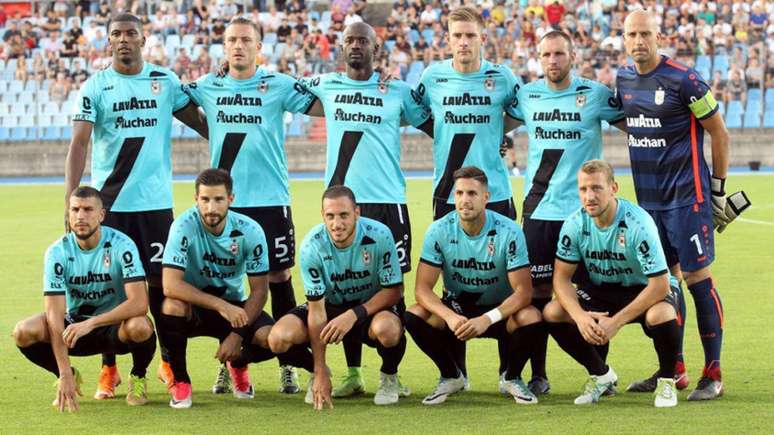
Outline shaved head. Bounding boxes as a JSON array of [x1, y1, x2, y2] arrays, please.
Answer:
[[342, 22, 378, 72], [343, 22, 376, 43], [624, 9, 659, 34], [623, 9, 662, 72]]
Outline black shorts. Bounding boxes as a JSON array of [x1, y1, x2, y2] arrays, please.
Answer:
[[63, 316, 130, 356], [442, 295, 509, 339], [231, 206, 295, 271], [575, 281, 680, 324], [103, 209, 173, 278], [359, 203, 411, 273], [289, 300, 405, 347], [433, 198, 517, 221], [522, 216, 564, 285], [181, 302, 274, 341]]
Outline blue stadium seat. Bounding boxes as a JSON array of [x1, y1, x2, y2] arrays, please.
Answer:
[[725, 101, 743, 129], [9, 127, 28, 141], [61, 125, 73, 139], [408, 29, 420, 44], [743, 110, 760, 128], [23, 80, 37, 92], [8, 80, 23, 94], [287, 115, 304, 136], [716, 101, 725, 117], [748, 88, 762, 104], [40, 126, 61, 141], [263, 32, 277, 45], [261, 43, 274, 57], [308, 11, 320, 22], [422, 29, 435, 42], [209, 44, 224, 59], [17, 93, 35, 106], [0, 102, 8, 116], [0, 127, 8, 141], [763, 110, 774, 128], [182, 34, 196, 47], [712, 54, 728, 80], [321, 11, 332, 24], [695, 55, 711, 71], [765, 88, 774, 105], [409, 61, 424, 76], [166, 34, 181, 49], [384, 40, 396, 52], [0, 80, 7, 94]]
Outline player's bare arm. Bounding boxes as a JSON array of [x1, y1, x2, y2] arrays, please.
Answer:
[[63, 121, 94, 224], [215, 274, 269, 363], [62, 280, 149, 348], [415, 261, 467, 331], [173, 103, 209, 139], [162, 266, 248, 328], [699, 112, 730, 179], [553, 258, 606, 345], [44, 294, 81, 412], [599, 272, 671, 342], [308, 298, 333, 410]]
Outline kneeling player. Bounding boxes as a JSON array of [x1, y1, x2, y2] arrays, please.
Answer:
[[543, 160, 681, 407], [158, 169, 277, 409], [14, 187, 156, 411], [405, 167, 542, 405], [268, 186, 408, 409]]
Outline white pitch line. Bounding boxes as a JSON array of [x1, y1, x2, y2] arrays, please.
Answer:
[[737, 218, 774, 226]]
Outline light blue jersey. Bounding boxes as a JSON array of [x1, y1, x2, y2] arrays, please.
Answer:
[[304, 72, 430, 204], [556, 199, 675, 288], [162, 206, 269, 302], [420, 209, 530, 306], [73, 62, 191, 212], [300, 217, 402, 306], [416, 59, 522, 204], [185, 69, 316, 207], [44, 226, 145, 319], [510, 76, 624, 220]]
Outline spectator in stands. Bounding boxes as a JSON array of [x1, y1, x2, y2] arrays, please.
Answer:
[[0, 6, 6, 28], [60, 33, 78, 58], [546, 0, 565, 29], [746, 56, 764, 89], [70, 58, 89, 88], [49, 71, 71, 103], [192, 0, 210, 23], [596, 60, 615, 88], [7, 34, 25, 58], [276, 17, 292, 43], [173, 47, 192, 77], [14, 54, 28, 83], [389, 44, 410, 80], [211, 18, 226, 44], [2, 20, 20, 42], [420, 4, 438, 26], [711, 70, 727, 100], [20, 20, 39, 50], [726, 68, 747, 106], [41, 9, 62, 33]]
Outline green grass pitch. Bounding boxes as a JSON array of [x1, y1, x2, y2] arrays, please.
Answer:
[[1, 175, 772, 434]]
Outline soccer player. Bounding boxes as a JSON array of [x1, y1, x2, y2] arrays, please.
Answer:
[[158, 169, 277, 409], [66, 13, 207, 398], [543, 160, 681, 408], [301, 21, 432, 398], [416, 6, 522, 221], [267, 186, 408, 408], [404, 167, 542, 405], [504, 30, 625, 395], [414, 5, 524, 387], [13, 187, 156, 411], [617, 10, 730, 400], [184, 16, 318, 394]]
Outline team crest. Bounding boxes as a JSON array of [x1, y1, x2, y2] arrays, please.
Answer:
[[103, 252, 111, 269], [484, 78, 495, 91], [362, 249, 371, 265], [151, 80, 161, 95], [259, 81, 268, 93], [654, 89, 665, 105], [576, 94, 586, 107], [487, 239, 495, 256], [617, 229, 626, 248], [377, 82, 388, 94], [230, 240, 239, 255]]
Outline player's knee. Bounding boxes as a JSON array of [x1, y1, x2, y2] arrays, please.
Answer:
[[542, 300, 566, 323], [252, 325, 271, 348], [161, 297, 187, 316], [268, 325, 292, 353], [125, 316, 154, 342], [514, 305, 542, 326], [371, 316, 402, 347], [645, 302, 676, 327], [268, 269, 291, 283], [13, 316, 46, 347], [681, 267, 711, 286]]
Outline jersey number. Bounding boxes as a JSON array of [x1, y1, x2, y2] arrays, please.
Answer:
[[689, 234, 704, 255], [217, 133, 248, 173], [329, 131, 364, 187], [150, 242, 164, 263], [100, 137, 145, 208]]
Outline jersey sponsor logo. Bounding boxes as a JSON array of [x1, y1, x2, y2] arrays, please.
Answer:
[[451, 257, 496, 271], [626, 114, 663, 128], [216, 110, 263, 124], [330, 269, 371, 282], [201, 252, 237, 266], [102, 85, 114, 91], [69, 286, 116, 300], [334, 108, 382, 124], [112, 97, 158, 112], [334, 92, 384, 106], [587, 263, 634, 277], [531, 110, 581, 122], [216, 94, 263, 106], [200, 265, 235, 279], [530, 264, 553, 279], [584, 249, 627, 261], [534, 126, 581, 140], [628, 135, 667, 148], [68, 272, 113, 285], [331, 282, 372, 297], [528, 93, 541, 99], [114, 116, 158, 129], [442, 93, 492, 106], [450, 272, 498, 286], [444, 111, 490, 124]]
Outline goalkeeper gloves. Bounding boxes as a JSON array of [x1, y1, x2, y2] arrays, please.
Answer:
[[715, 190, 752, 233], [710, 176, 728, 227]]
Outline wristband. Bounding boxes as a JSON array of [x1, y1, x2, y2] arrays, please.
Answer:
[[484, 308, 503, 324], [352, 305, 368, 322], [232, 326, 251, 341], [711, 176, 725, 195]]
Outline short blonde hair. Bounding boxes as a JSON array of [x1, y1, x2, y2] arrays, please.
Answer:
[[448, 6, 485, 30], [579, 159, 615, 184]]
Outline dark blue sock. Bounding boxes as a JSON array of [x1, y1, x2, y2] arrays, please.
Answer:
[[687, 277, 723, 375], [675, 282, 687, 366]]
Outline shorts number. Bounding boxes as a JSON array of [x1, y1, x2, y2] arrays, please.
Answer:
[[150, 242, 164, 263], [274, 236, 289, 259], [689, 234, 703, 255], [395, 240, 407, 265]]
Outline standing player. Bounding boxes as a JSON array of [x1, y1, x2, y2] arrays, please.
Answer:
[[405, 167, 542, 405], [617, 10, 730, 400], [543, 160, 681, 408], [504, 30, 625, 395], [302, 21, 432, 398], [268, 186, 408, 408], [66, 13, 207, 399], [414, 5, 524, 386], [13, 187, 156, 410], [158, 169, 277, 409], [184, 17, 317, 394]]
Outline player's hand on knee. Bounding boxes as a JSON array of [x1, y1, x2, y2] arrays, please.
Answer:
[[595, 316, 620, 343], [445, 313, 468, 334], [216, 333, 243, 363], [312, 373, 333, 411], [576, 312, 607, 345], [218, 303, 248, 328], [455, 316, 490, 341], [62, 319, 95, 348], [320, 311, 357, 344]]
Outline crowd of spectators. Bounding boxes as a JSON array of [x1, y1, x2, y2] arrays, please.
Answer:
[[0, 0, 773, 115]]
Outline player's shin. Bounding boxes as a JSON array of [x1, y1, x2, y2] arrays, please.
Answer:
[[377, 335, 406, 375], [675, 283, 687, 367], [18, 342, 59, 376], [128, 331, 157, 379], [648, 320, 679, 379], [404, 312, 459, 379], [343, 338, 363, 369], [159, 314, 191, 383], [269, 279, 297, 319], [148, 285, 170, 362], [687, 278, 724, 376], [547, 322, 608, 375], [505, 324, 541, 381], [277, 344, 315, 372]]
